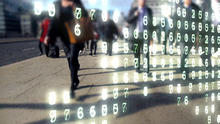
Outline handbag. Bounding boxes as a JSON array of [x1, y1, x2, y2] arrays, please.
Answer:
[[65, 7, 94, 44]]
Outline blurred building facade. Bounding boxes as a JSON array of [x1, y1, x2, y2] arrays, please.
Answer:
[[131, 0, 219, 24], [0, 0, 32, 38], [131, 0, 171, 17]]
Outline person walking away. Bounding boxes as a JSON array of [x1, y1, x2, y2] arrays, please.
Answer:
[[103, 13, 119, 56], [174, 0, 212, 79], [45, 0, 88, 98], [127, 0, 153, 74], [39, 18, 50, 56], [90, 31, 99, 56]]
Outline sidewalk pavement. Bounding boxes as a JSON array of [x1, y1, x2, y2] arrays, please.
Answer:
[[0, 37, 38, 44], [0, 40, 219, 124]]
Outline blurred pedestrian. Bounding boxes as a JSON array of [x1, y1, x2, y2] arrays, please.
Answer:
[[90, 31, 99, 56], [127, 0, 153, 74], [103, 13, 119, 56], [45, 0, 89, 98], [39, 17, 50, 56], [174, 0, 212, 78]]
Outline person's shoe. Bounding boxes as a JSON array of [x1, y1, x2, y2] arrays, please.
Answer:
[[77, 64, 80, 71], [136, 69, 141, 73], [176, 69, 182, 73], [73, 79, 80, 89], [39, 53, 43, 56], [70, 89, 75, 98], [147, 72, 152, 76], [89, 53, 92, 56]]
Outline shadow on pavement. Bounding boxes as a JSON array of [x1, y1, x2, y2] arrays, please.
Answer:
[[0, 90, 218, 124]]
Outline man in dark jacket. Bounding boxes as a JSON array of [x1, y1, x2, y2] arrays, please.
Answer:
[[103, 13, 119, 56], [45, 0, 86, 98], [174, 0, 213, 79], [127, 0, 153, 73]]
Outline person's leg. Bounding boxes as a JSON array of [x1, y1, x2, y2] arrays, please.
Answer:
[[157, 29, 161, 44], [163, 36, 167, 55], [180, 42, 188, 72], [59, 37, 79, 97], [143, 38, 150, 73], [106, 41, 110, 55], [90, 40, 94, 55], [44, 44, 49, 57], [146, 40, 150, 73], [38, 41, 43, 55], [168, 30, 174, 53], [200, 36, 212, 72], [180, 41, 193, 78], [109, 40, 113, 56], [201, 53, 212, 71], [134, 40, 141, 72], [94, 40, 97, 55], [164, 30, 169, 55], [86, 41, 89, 49], [68, 44, 81, 96]]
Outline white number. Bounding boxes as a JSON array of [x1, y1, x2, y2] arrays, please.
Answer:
[[49, 110, 56, 123], [184, 96, 188, 105], [74, 24, 81, 36], [90, 106, 96, 118], [195, 106, 199, 115], [205, 106, 209, 114], [169, 85, 173, 94], [122, 102, 127, 113], [90, 9, 96, 20], [113, 104, 118, 115], [143, 87, 148, 96], [34, 2, 42, 15], [113, 88, 119, 99], [143, 30, 148, 40], [113, 10, 120, 23], [192, 9, 195, 18], [77, 107, 84, 119], [198, 10, 202, 19], [124, 43, 129, 53], [102, 10, 108, 22], [134, 29, 138, 39], [143, 16, 148, 26], [75, 8, 82, 19], [177, 84, 181, 93], [217, 115, 220, 123], [123, 28, 129, 39], [64, 109, 70, 121], [48, 3, 56, 17], [102, 104, 108, 116]]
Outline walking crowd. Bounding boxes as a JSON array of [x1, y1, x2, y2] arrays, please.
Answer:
[[36, 0, 220, 98]]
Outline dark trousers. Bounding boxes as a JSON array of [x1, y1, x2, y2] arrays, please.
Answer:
[[107, 40, 113, 55], [180, 34, 212, 74], [158, 30, 174, 54], [133, 35, 150, 73], [86, 41, 89, 49], [90, 39, 97, 55], [39, 41, 49, 56], [38, 41, 43, 54], [69, 44, 81, 88], [60, 37, 82, 89]]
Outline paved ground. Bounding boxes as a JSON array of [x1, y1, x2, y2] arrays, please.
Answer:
[[0, 40, 220, 124], [0, 38, 63, 66], [0, 37, 37, 43]]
